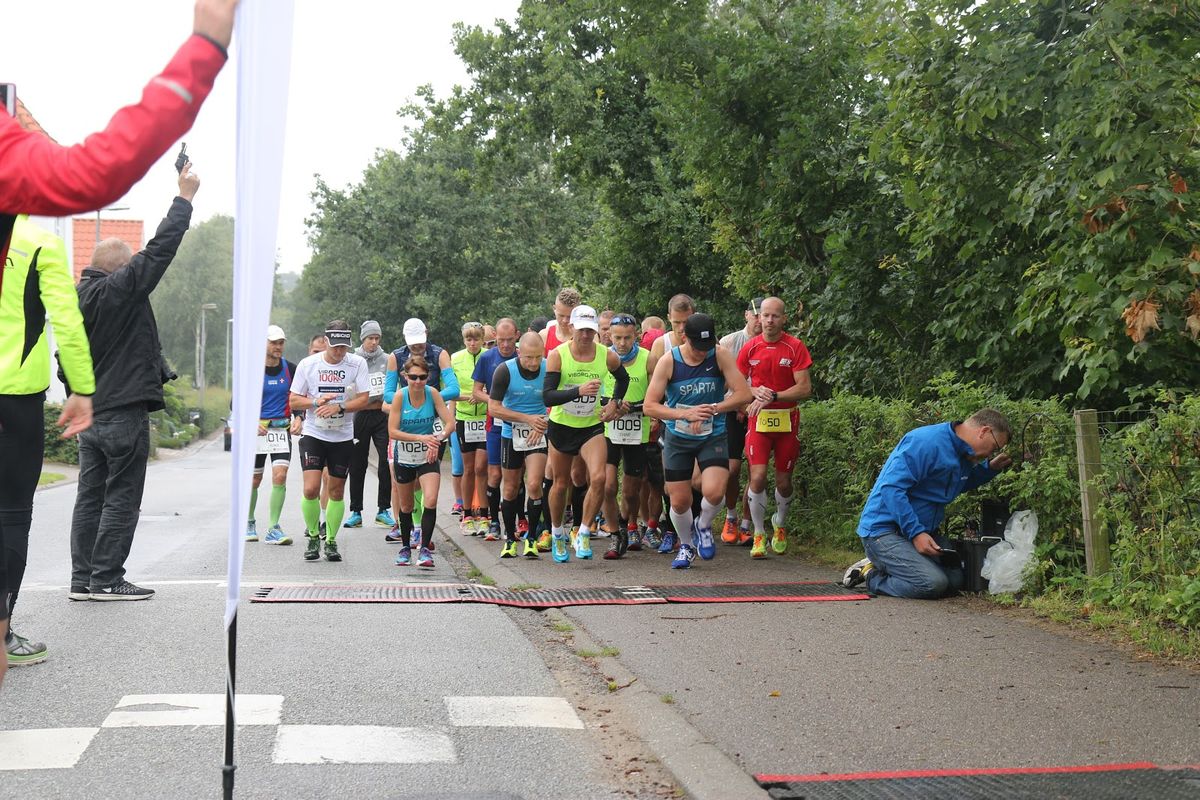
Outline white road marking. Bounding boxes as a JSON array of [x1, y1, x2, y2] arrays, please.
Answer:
[[0, 728, 99, 770], [272, 725, 456, 764], [445, 696, 585, 729], [101, 694, 283, 728]]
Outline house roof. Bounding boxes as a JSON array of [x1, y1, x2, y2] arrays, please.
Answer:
[[71, 219, 145, 280]]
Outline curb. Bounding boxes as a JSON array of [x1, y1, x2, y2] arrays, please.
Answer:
[[452, 523, 769, 800]]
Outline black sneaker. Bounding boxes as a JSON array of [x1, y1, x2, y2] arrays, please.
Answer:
[[90, 580, 155, 601], [323, 538, 342, 562], [68, 585, 91, 601]]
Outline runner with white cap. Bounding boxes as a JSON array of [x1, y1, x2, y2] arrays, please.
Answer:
[[245, 324, 298, 545], [542, 304, 631, 562]]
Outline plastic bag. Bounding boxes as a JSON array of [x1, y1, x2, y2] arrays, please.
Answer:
[[980, 510, 1037, 594]]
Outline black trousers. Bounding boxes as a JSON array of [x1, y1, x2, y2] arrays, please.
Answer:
[[70, 403, 150, 589], [0, 392, 45, 621], [349, 408, 390, 513]]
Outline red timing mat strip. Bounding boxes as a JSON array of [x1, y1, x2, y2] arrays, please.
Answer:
[[755, 761, 1162, 783]]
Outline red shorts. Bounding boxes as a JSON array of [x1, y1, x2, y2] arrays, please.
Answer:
[[744, 409, 801, 471]]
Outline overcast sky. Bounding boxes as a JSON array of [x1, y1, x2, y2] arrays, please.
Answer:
[[7, 0, 519, 273]]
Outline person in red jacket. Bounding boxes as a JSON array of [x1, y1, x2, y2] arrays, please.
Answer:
[[0, 0, 238, 689]]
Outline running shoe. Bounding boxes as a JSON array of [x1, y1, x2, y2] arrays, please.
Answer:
[[522, 539, 540, 559], [375, 509, 396, 528], [410, 526, 424, 548], [517, 519, 530, 539], [90, 580, 155, 600], [720, 518, 739, 544], [771, 525, 788, 555], [451, 501, 464, 517], [385, 525, 404, 543], [6, 631, 48, 666], [738, 528, 753, 547], [615, 528, 629, 557], [671, 543, 697, 569], [500, 540, 518, 559], [417, 547, 434, 568], [657, 531, 677, 554], [395, 546, 412, 567], [304, 535, 321, 561], [460, 516, 475, 536], [603, 543, 621, 560], [751, 533, 768, 559], [627, 527, 643, 551], [645, 526, 663, 550], [575, 530, 592, 560], [695, 520, 716, 560], [842, 557, 873, 588], [551, 532, 571, 563], [245, 520, 258, 543], [319, 521, 328, 539], [343, 511, 363, 528], [264, 525, 292, 545], [485, 521, 501, 542], [569, 526, 580, 550], [68, 585, 90, 602], [323, 538, 342, 562], [536, 530, 553, 552]]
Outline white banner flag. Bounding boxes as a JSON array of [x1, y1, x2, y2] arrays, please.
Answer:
[[227, 0, 296, 627]]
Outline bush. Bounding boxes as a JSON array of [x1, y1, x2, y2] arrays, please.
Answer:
[[43, 403, 79, 464]]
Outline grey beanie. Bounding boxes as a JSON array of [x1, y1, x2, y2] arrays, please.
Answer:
[[360, 320, 382, 341]]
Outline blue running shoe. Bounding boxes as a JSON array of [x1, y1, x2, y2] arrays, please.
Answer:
[[694, 520, 716, 560], [264, 525, 292, 545], [395, 546, 412, 566], [657, 531, 677, 554], [671, 543, 697, 569], [245, 520, 258, 543], [375, 509, 396, 527], [417, 547, 434, 568], [575, 530, 592, 560], [645, 526, 663, 550], [551, 532, 571, 563], [343, 511, 363, 528], [385, 525, 403, 543], [410, 526, 423, 548]]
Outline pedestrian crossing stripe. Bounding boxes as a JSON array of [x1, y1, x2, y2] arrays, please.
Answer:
[[101, 693, 283, 728], [273, 725, 456, 764], [0, 728, 99, 771]]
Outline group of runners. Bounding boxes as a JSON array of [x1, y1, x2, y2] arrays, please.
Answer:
[[245, 288, 812, 571]]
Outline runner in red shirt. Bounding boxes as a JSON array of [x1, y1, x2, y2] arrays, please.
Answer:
[[736, 297, 812, 558]]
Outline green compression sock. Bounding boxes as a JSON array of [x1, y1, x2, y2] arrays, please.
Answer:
[[325, 500, 346, 542], [413, 488, 425, 527], [301, 497, 321, 537], [269, 484, 286, 527], [248, 485, 259, 522]]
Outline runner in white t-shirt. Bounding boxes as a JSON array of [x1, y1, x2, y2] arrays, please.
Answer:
[[289, 319, 372, 562]]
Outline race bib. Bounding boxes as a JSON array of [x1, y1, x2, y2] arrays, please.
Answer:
[[562, 389, 598, 418], [755, 408, 792, 433], [313, 388, 345, 430], [672, 405, 713, 437], [369, 372, 385, 395], [511, 421, 545, 452], [463, 419, 487, 443], [394, 439, 429, 467], [608, 412, 644, 445], [256, 426, 289, 455]]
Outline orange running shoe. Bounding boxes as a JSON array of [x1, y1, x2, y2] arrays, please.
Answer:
[[720, 519, 738, 544]]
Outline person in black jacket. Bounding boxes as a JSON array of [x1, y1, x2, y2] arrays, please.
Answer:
[[67, 165, 200, 601]]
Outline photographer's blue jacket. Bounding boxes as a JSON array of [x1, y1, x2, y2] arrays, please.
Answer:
[[857, 421, 996, 540]]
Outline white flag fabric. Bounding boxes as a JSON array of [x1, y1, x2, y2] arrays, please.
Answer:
[[227, 0, 296, 627]]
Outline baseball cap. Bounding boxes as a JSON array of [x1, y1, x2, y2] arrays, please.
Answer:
[[403, 318, 427, 345], [640, 327, 666, 350], [683, 313, 718, 351], [569, 305, 599, 332], [266, 324, 286, 342]]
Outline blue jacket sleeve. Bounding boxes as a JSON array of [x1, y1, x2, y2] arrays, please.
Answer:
[[439, 366, 460, 401], [875, 437, 927, 540], [384, 369, 399, 405], [964, 462, 995, 493]]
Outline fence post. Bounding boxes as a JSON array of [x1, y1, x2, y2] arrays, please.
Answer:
[[1073, 409, 1110, 576]]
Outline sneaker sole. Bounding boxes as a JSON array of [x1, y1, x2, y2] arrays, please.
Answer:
[[417, 562, 434, 568], [90, 593, 154, 601], [68, 592, 91, 601], [265, 539, 293, 546], [7, 653, 48, 666]]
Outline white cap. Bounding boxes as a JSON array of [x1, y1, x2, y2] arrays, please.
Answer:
[[569, 305, 599, 332], [403, 318, 427, 345], [266, 324, 286, 342]]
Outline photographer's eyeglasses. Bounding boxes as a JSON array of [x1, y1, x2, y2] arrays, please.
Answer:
[[988, 429, 1007, 456]]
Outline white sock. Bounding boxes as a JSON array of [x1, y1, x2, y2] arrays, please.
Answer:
[[578, 524, 591, 538], [772, 489, 793, 528], [725, 510, 736, 522], [669, 507, 695, 546], [552, 525, 564, 538], [698, 498, 720, 531], [747, 489, 768, 534]]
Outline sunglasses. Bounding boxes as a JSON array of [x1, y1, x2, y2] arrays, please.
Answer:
[[406, 373, 430, 381], [462, 322, 484, 332], [611, 314, 636, 326], [484, 340, 496, 347]]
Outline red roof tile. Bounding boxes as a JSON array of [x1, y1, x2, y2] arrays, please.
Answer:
[[72, 219, 145, 280]]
